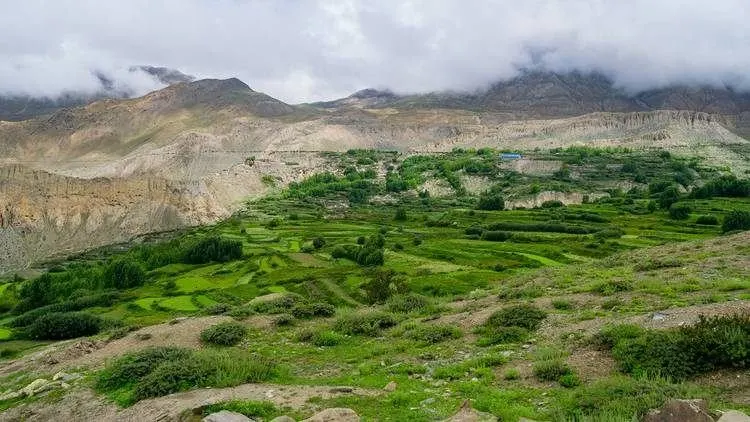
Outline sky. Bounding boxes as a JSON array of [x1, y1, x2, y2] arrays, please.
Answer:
[[1, 0, 749, 103]]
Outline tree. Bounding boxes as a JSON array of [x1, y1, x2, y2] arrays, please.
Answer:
[[477, 191, 505, 211], [659, 186, 681, 209], [668, 203, 691, 220], [361, 269, 407, 304], [394, 207, 408, 221], [103, 259, 146, 289], [722, 210, 750, 233]]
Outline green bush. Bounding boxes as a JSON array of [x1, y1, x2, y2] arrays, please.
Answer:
[[103, 259, 146, 289], [26, 312, 103, 340], [668, 203, 691, 220], [361, 269, 407, 304], [551, 300, 574, 310], [387, 293, 431, 313], [606, 315, 750, 380], [484, 304, 547, 331], [695, 214, 719, 225], [334, 311, 398, 336], [476, 326, 529, 346], [480, 230, 512, 242], [541, 200, 564, 209], [97, 347, 193, 390], [723, 210, 750, 233], [559, 373, 581, 388], [291, 302, 335, 319], [533, 359, 573, 381], [404, 324, 462, 344], [205, 303, 232, 315], [312, 330, 345, 346], [11, 291, 119, 327], [203, 400, 280, 420], [200, 322, 247, 346], [477, 192, 505, 211], [250, 293, 305, 314], [134, 358, 211, 400], [394, 207, 408, 221], [312, 237, 326, 249]]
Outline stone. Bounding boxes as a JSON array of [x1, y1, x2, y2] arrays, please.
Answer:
[[442, 400, 498, 422], [301, 408, 360, 422], [270, 417, 296, 422], [383, 381, 397, 392], [52, 371, 82, 382], [202, 410, 254, 422], [20, 379, 50, 396], [0, 390, 22, 401], [718, 410, 750, 422], [642, 399, 713, 422]]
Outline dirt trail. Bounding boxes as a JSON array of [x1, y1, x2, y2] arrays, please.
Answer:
[[0, 382, 380, 422]]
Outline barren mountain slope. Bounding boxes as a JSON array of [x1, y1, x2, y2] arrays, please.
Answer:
[[1, 77, 749, 273]]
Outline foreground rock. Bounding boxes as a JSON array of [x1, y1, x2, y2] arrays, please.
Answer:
[[443, 400, 498, 422], [301, 408, 360, 422], [717, 411, 750, 422], [642, 399, 713, 422], [202, 410, 254, 422]]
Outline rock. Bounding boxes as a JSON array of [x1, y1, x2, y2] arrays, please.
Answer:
[[270, 417, 296, 422], [642, 399, 713, 422], [136, 333, 153, 340], [718, 410, 750, 422], [301, 408, 360, 422], [442, 400, 498, 422], [52, 371, 82, 382], [0, 390, 22, 401], [202, 410, 254, 422], [384, 381, 397, 392], [20, 379, 50, 396]]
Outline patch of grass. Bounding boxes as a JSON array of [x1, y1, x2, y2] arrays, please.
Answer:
[[402, 324, 462, 344], [334, 311, 399, 336]]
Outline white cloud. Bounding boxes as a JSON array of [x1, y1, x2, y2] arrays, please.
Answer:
[[1, 0, 749, 102]]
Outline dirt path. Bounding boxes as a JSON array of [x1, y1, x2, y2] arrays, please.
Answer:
[[0, 382, 380, 422]]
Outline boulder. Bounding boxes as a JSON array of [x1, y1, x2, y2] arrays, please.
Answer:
[[301, 408, 360, 422], [383, 381, 397, 392], [52, 371, 82, 382], [642, 399, 713, 422], [0, 390, 22, 401], [718, 411, 750, 422], [20, 379, 51, 397], [443, 400, 498, 422], [202, 410, 254, 422], [270, 417, 296, 422]]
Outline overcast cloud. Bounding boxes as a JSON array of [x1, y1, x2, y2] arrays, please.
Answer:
[[1, 0, 749, 103]]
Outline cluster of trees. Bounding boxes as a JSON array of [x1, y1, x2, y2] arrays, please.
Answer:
[[692, 175, 750, 199], [286, 170, 378, 203], [331, 234, 385, 266]]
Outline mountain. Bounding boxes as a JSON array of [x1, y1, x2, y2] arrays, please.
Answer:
[[318, 71, 750, 137], [0, 66, 195, 122], [2, 74, 750, 274]]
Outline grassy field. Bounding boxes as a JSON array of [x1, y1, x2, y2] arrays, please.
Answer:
[[0, 147, 749, 420]]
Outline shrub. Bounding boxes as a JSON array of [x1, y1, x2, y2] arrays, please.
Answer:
[[205, 303, 232, 315], [97, 347, 193, 390], [480, 231, 512, 242], [476, 326, 529, 346], [606, 315, 750, 380], [394, 207, 408, 221], [274, 314, 295, 326], [533, 359, 573, 381], [103, 259, 146, 289], [668, 203, 691, 220], [592, 324, 644, 350], [26, 312, 103, 340], [477, 192, 505, 211], [250, 293, 305, 314], [559, 373, 581, 388], [334, 311, 398, 336], [134, 358, 211, 400], [484, 304, 547, 331], [361, 269, 407, 304], [404, 324, 462, 344], [387, 293, 431, 313], [503, 368, 521, 380], [200, 322, 247, 346], [695, 214, 719, 225], [541, 200, 564, 209], [594, 279, 632, 295], [465, 226, 484, 236], [291, 302, 335, 319], [551, 300, 574, 310], [203, 400, 279, 420], [11, 291, 119, 327], [723, 210, 750, 233], [312, 330, 345, 346], [312, 237, 326, 249]]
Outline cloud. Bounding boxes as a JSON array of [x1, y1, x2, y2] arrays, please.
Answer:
[[1, 0, 749, 102]]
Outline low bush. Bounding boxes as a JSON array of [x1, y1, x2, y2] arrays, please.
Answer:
[[476, 326, 529, 346], [404, 324, 462, 344], [480, 230, 512, 242], [484, 304, 547, 331], [503, 368, 521, 380], [26, 312, 103, 340], [97, 347, 277, 404], [205, 303, 232, 315], [723, 210, 750, 233], [477, 192, 505, 211], [11, 291, 119, 327], [250, 293, 305, 314], [311, 330, 345, 346], [200, 322, 247, 346], [593, 279, 633, 295], [541, 200, 564, 209], [695, 214, 719, 225], [291, 302, 335, 319], [334, 311, 399, 336], [387, 293, 431, 314], [183, 236, 243, 264], [605, 315, 750, 380], [668, 203, 691, 220], [533, 359, 573, 381], [203, 400, 280, 420], [551, 300, 574, 310]]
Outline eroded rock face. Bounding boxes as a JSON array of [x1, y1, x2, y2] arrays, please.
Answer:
[[642, 399, 714, 422]]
